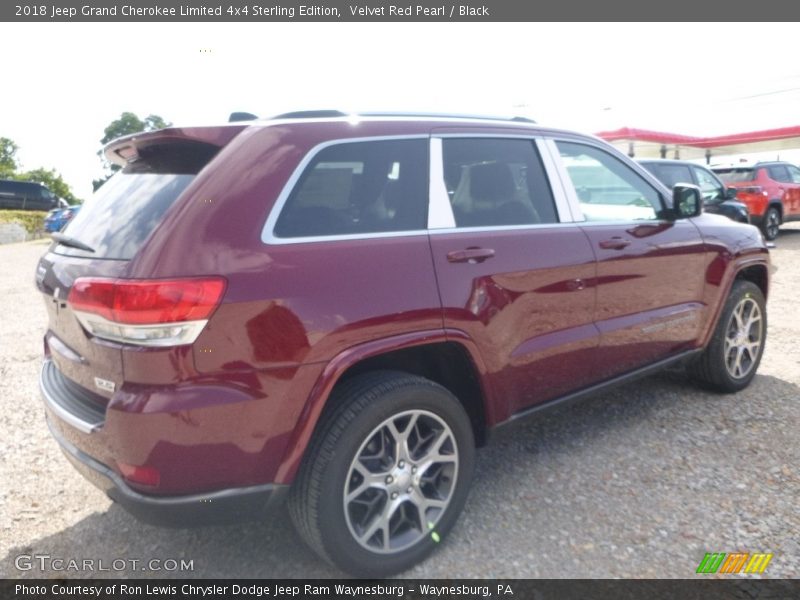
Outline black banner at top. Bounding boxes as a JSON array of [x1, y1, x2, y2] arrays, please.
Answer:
[[3, 0, 800, 21]]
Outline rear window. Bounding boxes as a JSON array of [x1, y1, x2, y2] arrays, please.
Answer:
[[714, 168, 755, 183], [55, 142, 216, 260]]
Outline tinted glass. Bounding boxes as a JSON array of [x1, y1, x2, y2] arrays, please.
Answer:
[[442, 138, 557, 227], [691, 166, 725, 203], [641, 162, 693, 188], [787, 165, 800, 184], [767, 165, 791, 183], [558, 142, 661, 221], [55, 172, 194, 260], [274, 139, 428, 238], [714, 168, 755, 183]]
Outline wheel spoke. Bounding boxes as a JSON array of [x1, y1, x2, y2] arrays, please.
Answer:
[[346, 461, 390, 502]]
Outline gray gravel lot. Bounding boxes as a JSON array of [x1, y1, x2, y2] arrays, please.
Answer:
[[1, 228, 798, 579]]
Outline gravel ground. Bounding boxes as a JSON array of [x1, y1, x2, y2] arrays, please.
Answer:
[[1, 227, 798, 579]]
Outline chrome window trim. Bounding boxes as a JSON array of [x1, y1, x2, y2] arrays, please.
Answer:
[[428, 221, 583, 236], [428, 137, 456, 229], [540, 137, 585, 222], [261, 135, 430, 246]]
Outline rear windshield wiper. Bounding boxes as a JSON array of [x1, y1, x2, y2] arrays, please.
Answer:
[[52, 232, 95, 253]]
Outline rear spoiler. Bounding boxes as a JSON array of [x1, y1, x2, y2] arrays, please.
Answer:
[[104, 126, 248, 167]]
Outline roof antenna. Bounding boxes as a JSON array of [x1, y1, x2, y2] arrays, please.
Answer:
[[229, 112, 259, 122]]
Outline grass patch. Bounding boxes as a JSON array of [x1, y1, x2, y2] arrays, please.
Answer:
[[0, 210, 48, 234]]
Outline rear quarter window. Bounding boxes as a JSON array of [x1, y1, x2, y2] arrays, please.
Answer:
[[273, 138, 429, 239]]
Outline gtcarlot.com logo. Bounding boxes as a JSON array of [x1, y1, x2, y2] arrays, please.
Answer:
[[15, 554, 194, 572], [696, 552, 773, 574]]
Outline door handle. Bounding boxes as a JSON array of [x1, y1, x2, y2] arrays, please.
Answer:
[[598, 237, 631, 250], [446, 248, 496, 264]]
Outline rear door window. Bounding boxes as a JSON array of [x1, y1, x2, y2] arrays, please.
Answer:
[[441, 138, 558, 228], [274, 138, 428, 238]]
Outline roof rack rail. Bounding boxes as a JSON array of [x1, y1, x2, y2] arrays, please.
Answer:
[[360, 111, 537, 124], [266, 110, 537, 124], [271, 110, 349, 119]]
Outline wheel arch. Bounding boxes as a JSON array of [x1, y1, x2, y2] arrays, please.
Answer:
[[274, 330, 493, 484], [699, 258, 770, 349]]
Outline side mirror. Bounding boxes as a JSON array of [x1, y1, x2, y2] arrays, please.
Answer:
[[725, 186, 738, 200], [673, 184, 703, 219]]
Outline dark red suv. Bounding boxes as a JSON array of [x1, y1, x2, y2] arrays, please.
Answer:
[[712, 161, 800, 240], [37, 113, 770, 576]]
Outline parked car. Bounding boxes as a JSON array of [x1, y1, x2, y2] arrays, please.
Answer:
[[44, 205, 81, 232], [36, 113, 770, 577], [0, 179, 63, 211], [712, 161, 800, 240], [638, 159, 749, 224]]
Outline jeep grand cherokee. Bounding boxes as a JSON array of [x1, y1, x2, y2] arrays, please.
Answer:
[[36, 112, 769, 576]]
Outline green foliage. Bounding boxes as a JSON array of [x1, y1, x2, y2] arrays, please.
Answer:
[[16, 168, 79, 204], [95, 112, 171, 190], [0, 210, 47, 234], [0, 137, 19, 178]]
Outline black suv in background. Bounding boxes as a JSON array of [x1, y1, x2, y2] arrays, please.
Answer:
[[0, 179, 64, 211], [638, 159, 749, 224]]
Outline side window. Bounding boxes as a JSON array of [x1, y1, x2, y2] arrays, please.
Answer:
[[691, 166, 724, 203], [645, 163, 692, 189], [441, 138, 557, 228], [274, 139, 428, 238], [786, 165, 800, 184], [767, 165, 791, 183], [557, 141, 661, 222]]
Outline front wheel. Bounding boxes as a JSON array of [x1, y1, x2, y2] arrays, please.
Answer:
[[691, 280, 767, 393], [288, 371, 475, 577]]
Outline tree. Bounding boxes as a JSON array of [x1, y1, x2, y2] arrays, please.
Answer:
[[17, 167, 79, 204], [0, 137, 20, 178], [94, 112, 170, 190]]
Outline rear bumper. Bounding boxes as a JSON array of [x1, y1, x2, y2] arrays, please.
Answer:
[[40, 359, 289, 527], [45, 416, 288, 527]]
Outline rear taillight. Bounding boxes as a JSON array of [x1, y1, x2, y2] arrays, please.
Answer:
[[68, 277, 226, 347]]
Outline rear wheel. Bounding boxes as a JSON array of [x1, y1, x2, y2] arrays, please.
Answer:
[[761, 206, 780, 241], [691, 280, 766, 393], [288, 371, 475, 577]]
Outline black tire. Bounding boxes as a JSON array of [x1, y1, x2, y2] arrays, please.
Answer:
[[761, 206, 781, 241], [288, 371, 475, 577], [690, 280, 767, 393]]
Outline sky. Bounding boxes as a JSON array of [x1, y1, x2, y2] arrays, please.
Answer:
[[3, 22, 800, 200]]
